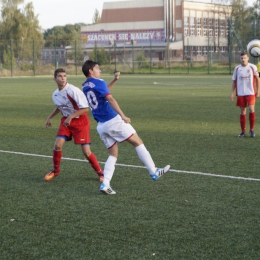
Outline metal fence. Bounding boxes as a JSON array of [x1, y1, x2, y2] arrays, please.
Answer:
[[0, 38, 258, 77]]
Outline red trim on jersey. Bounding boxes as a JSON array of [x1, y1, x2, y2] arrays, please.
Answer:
[[67, 93, 79, 110]]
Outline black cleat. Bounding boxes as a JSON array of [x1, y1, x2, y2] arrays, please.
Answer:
[[238, 132, 245, 138], [249, 130, 255, 138]]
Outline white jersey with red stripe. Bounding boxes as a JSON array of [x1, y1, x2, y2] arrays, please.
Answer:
[[232, 63, 258, 96], [52, 83, 89, 117]]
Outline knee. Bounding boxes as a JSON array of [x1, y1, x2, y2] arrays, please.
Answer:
[[54, 143, 63, 150]]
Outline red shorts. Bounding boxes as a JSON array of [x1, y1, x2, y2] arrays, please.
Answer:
[[57, 113, 91, 144], [236, 95, 255, 107]]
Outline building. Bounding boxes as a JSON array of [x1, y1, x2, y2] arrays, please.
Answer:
[[80, 0, 231, 61]]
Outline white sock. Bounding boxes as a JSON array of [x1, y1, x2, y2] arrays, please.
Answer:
[[135, 144, 156, 174], [103, 155, 117, 186]]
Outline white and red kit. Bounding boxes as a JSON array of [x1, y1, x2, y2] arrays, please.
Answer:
[[232, 63, 258, 96], [52, 83, 89, 117], [52, 83, 90, 144]]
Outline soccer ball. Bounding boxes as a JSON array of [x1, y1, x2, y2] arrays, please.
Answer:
[[247, 39, 260, 58]]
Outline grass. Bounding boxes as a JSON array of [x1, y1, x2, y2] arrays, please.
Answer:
[[1, 74, 260, 259]]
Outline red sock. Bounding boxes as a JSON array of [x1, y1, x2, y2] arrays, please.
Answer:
[[240, 114, 246, 133], [87, 153, 103, 176], [249, 112, 256, 131], [53, 150, 62, 173]]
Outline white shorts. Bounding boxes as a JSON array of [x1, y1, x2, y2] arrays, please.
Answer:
[[97, 115, 136, 148]]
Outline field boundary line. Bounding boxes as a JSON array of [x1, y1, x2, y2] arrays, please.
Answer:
[[1, 149, 260, 182]]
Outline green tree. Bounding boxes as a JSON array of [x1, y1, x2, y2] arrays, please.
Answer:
[[90, 45, 108, 64], [3, 47, 16, 70], [136, 52, 148, 67], [92, 9, 101, 24], [0, 0, 44, 67], [43, 23, 87, 47]]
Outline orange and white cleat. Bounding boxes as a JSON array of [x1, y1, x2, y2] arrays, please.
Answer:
[[44, 170, 60, 181]]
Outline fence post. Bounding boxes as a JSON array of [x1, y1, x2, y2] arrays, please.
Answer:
[[54, 39, 57, 69], [131, 40, 134, 73], [75, 40, 77, 75], [207, 36, 210, 74], [228, 18, 232, 75], [150, 38, 152, 74], [33, 40, 36, 76], [114, 42, 117, 72], [10, 39, 13, 77], [187, 38, 190, 74]]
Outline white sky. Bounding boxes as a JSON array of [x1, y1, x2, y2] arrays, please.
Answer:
[[23, 0, 128, 30], [16, 0, 257, 30]]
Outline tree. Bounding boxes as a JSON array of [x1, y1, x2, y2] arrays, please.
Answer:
[[92, 9, 101, 24], [0, 0, 44, 67], [43, 23, 87, 47], [90, 45, 108, 64]]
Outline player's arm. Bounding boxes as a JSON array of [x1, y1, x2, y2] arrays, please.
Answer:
[[105, 94, 131, 123], [230, 81, 236, 101], [46, 108, 61, 128], [256, 76, 260, 98], [63, 108, 89, 126], [107, 72, 120, 90]]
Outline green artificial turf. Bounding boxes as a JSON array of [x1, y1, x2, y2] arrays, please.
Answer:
[[0, 75, 260, 259]]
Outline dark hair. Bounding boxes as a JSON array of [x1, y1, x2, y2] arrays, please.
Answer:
[[240, 52, 248, 56], [54, 68, 66, 78], [82, 60, 98, 77]]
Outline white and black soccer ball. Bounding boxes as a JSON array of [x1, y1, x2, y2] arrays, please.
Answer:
[[247, 39, 260, 58]]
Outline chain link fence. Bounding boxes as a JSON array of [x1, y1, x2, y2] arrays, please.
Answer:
[[0, 38, 258, 77]]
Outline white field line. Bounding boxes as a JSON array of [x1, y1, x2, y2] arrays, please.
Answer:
[[1, 149, 260, 182]]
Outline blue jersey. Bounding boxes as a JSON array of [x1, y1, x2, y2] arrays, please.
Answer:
[[82, 77, 118, 122]]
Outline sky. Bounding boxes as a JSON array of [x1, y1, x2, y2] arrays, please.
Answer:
[[23, 0, 127, 30], [18, 0, 256, 30]]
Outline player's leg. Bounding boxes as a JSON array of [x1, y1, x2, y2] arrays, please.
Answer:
[[238, 106, 246, 137], [248, 104, 256, 137], [100, 143, 118, 195], [127, 133, 170, 180], [81, 144, 104, 182], [44, 137, 66, 181]]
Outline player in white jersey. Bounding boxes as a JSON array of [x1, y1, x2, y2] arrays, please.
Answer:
[[82, 60, 170, 195], [230, 52, 260, 138], [44, 68, 104, 182]]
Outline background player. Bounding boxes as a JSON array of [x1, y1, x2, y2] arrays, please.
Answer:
[[44, 68, 104, 182], [81, 60, 170, 195], [230, 52, 260, 137]]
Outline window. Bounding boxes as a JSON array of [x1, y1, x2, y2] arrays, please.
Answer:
[[184, 46, 189, 56], [190, 17, 195, 28], [220, 20, 225, 29], [204, 18, 207, 27], [184, 17, 189, 27], [209, 18, 213, 28], [197, 18, 201, 28], [191, 46, 196, 56], [203, 29, 207, 36], [197, 46, 202, 56], [184, 28, 189, 36], [197, 29, 201, 36], [209, 29, 213, 37], [203, 46, 207, 56], [190, 28, 195, 36]]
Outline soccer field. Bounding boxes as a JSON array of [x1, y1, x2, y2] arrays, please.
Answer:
[[1, 75, 260, 259]]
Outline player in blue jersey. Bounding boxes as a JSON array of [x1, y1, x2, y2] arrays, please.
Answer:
[[82, 60, 170, 195]]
